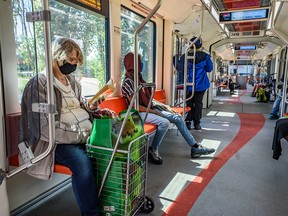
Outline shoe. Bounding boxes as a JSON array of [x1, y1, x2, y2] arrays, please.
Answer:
[[186, 121, 192, 130], [148, 147, 163, 164], [194, 125, 202, 131], [269, 115, 279, 120], [191, 144, 215, 158]]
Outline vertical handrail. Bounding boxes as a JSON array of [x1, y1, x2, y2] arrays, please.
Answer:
[[182, 4, 204, 119], [271, 0, 288, 45], [30, 0, 56, 165], [133, 0, 163, 110], [172, 31, 186, 106], [280, 47, 288, 117], [5, 0, 55, 179]]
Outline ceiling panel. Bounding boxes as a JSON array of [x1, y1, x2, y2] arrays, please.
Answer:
[[211, 0, 272, 60]]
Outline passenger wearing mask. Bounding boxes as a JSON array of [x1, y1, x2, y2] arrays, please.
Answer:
[[121, 52, 215, 164], [20, 37, 100, 216], [176, 37, 213, 131]]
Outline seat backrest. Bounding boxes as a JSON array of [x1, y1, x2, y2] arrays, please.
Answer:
[[154, 90, 166, 104], [99, 97, 128, 116]]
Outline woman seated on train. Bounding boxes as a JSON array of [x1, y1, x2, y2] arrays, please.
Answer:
[[121, 52, 215, 165], [20, 37, 100, 216], [228, 78, 241, 94], [251, 81, 266, 97]]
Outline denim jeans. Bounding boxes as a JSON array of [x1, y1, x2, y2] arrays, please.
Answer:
[[143, 110, 197, 148], [270, 94, 282, 117], [140, 112, 169, 150], [55, 144, 99, 216], [270, 89, 288, 117]]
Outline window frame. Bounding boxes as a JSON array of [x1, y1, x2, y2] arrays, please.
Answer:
[[120, 5, 156, 83]]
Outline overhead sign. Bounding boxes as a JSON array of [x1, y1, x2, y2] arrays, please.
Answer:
[[219, 7, 269, 24], [229, 30, 265, 38], [235, 45, 256, 51], [75, 0, 102, 11]]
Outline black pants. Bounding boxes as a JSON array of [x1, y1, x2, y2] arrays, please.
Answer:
[[185, 91, 205, 126], [229, 83, 235, 92]]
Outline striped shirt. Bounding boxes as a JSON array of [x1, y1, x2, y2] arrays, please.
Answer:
[[122, 76, 135, 105]]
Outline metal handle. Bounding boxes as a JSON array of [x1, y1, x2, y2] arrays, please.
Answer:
[[98, 83, 155, 196], [4, 0, 56, 180], [182, 4, 204, 119], [133, 0, 163, 110]]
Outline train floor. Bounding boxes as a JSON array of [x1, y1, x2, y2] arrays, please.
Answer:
[[24, 86, 288, 216]]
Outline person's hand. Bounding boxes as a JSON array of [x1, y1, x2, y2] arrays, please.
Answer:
[[89, 99, 101, 110]]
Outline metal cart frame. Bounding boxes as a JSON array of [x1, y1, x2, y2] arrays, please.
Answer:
[[87, 83, 156, 215]]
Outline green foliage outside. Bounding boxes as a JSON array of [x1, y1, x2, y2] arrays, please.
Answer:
[[13, 0, 107, 97]]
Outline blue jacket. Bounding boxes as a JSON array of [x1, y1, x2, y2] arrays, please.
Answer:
[[175, 51, 213, 92]]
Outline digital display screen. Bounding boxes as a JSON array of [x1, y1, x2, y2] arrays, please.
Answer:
[[76, 0, 102, 11], [219, 8, 269, 23], [235, 45, 256, 50]]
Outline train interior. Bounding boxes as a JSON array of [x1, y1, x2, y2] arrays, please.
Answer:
[[1, 0, 288, 215]]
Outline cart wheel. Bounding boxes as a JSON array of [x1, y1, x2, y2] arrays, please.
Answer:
[[141, 196, 154, 214]]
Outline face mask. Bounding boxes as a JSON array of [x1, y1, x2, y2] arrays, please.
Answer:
[[58, 62, 77, 75]]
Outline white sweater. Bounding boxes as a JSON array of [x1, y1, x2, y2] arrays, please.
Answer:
[[55, 78, 92, 142]]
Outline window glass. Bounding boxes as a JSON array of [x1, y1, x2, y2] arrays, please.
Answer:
[[121, 7, 155, 83], [13, 0, 107, 100]]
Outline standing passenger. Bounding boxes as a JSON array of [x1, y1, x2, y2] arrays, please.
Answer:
[[20, 37, 100, 216], [176, 37, 213, 131], [121, 52, 215, 163]]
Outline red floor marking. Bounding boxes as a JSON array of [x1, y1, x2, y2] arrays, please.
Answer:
[[163, 113, 265, 216]]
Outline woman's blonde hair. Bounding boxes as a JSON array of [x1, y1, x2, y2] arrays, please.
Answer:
[[52, 37, 83, 66]]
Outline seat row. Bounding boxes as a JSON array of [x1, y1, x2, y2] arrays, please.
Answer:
[[8, 90, 187, 175]]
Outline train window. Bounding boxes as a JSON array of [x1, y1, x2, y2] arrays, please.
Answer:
[[120, 7, 155, 83], [14, 0, 107, 100]]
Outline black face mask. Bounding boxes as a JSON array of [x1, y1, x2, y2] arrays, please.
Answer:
[[58, 62, 77, 75]]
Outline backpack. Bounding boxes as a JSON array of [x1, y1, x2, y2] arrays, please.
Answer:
[[256, 88, 268, 102]]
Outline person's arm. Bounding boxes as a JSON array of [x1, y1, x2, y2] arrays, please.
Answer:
[[127, 94, 160, 115], [175, 54, 185, 72], [205, 54, 213, 72]]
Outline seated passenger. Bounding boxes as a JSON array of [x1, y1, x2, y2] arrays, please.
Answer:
[[269, 81, 288, 119], [228, 78, 235, 94], [20, 38, 100, 215], [251, 82, 265, 97], [121, 52, 215, 164]]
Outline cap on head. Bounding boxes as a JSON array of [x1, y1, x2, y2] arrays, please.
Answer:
[[190, 37, 202, 49]]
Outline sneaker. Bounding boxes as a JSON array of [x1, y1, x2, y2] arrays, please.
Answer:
[[269, 115, 279, 120], [186, 121, 192, 130], [191, 144, 215, 158], [148, 147, 163, 164], [194, 124, 202, 131]]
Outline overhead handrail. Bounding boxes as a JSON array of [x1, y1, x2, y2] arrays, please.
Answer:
[[133, 0, 163, 111], [1, 0, 56, 182], [271, 0, 288, 117], [181, 3, 204, 119], [271, 0, 288, 45]]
